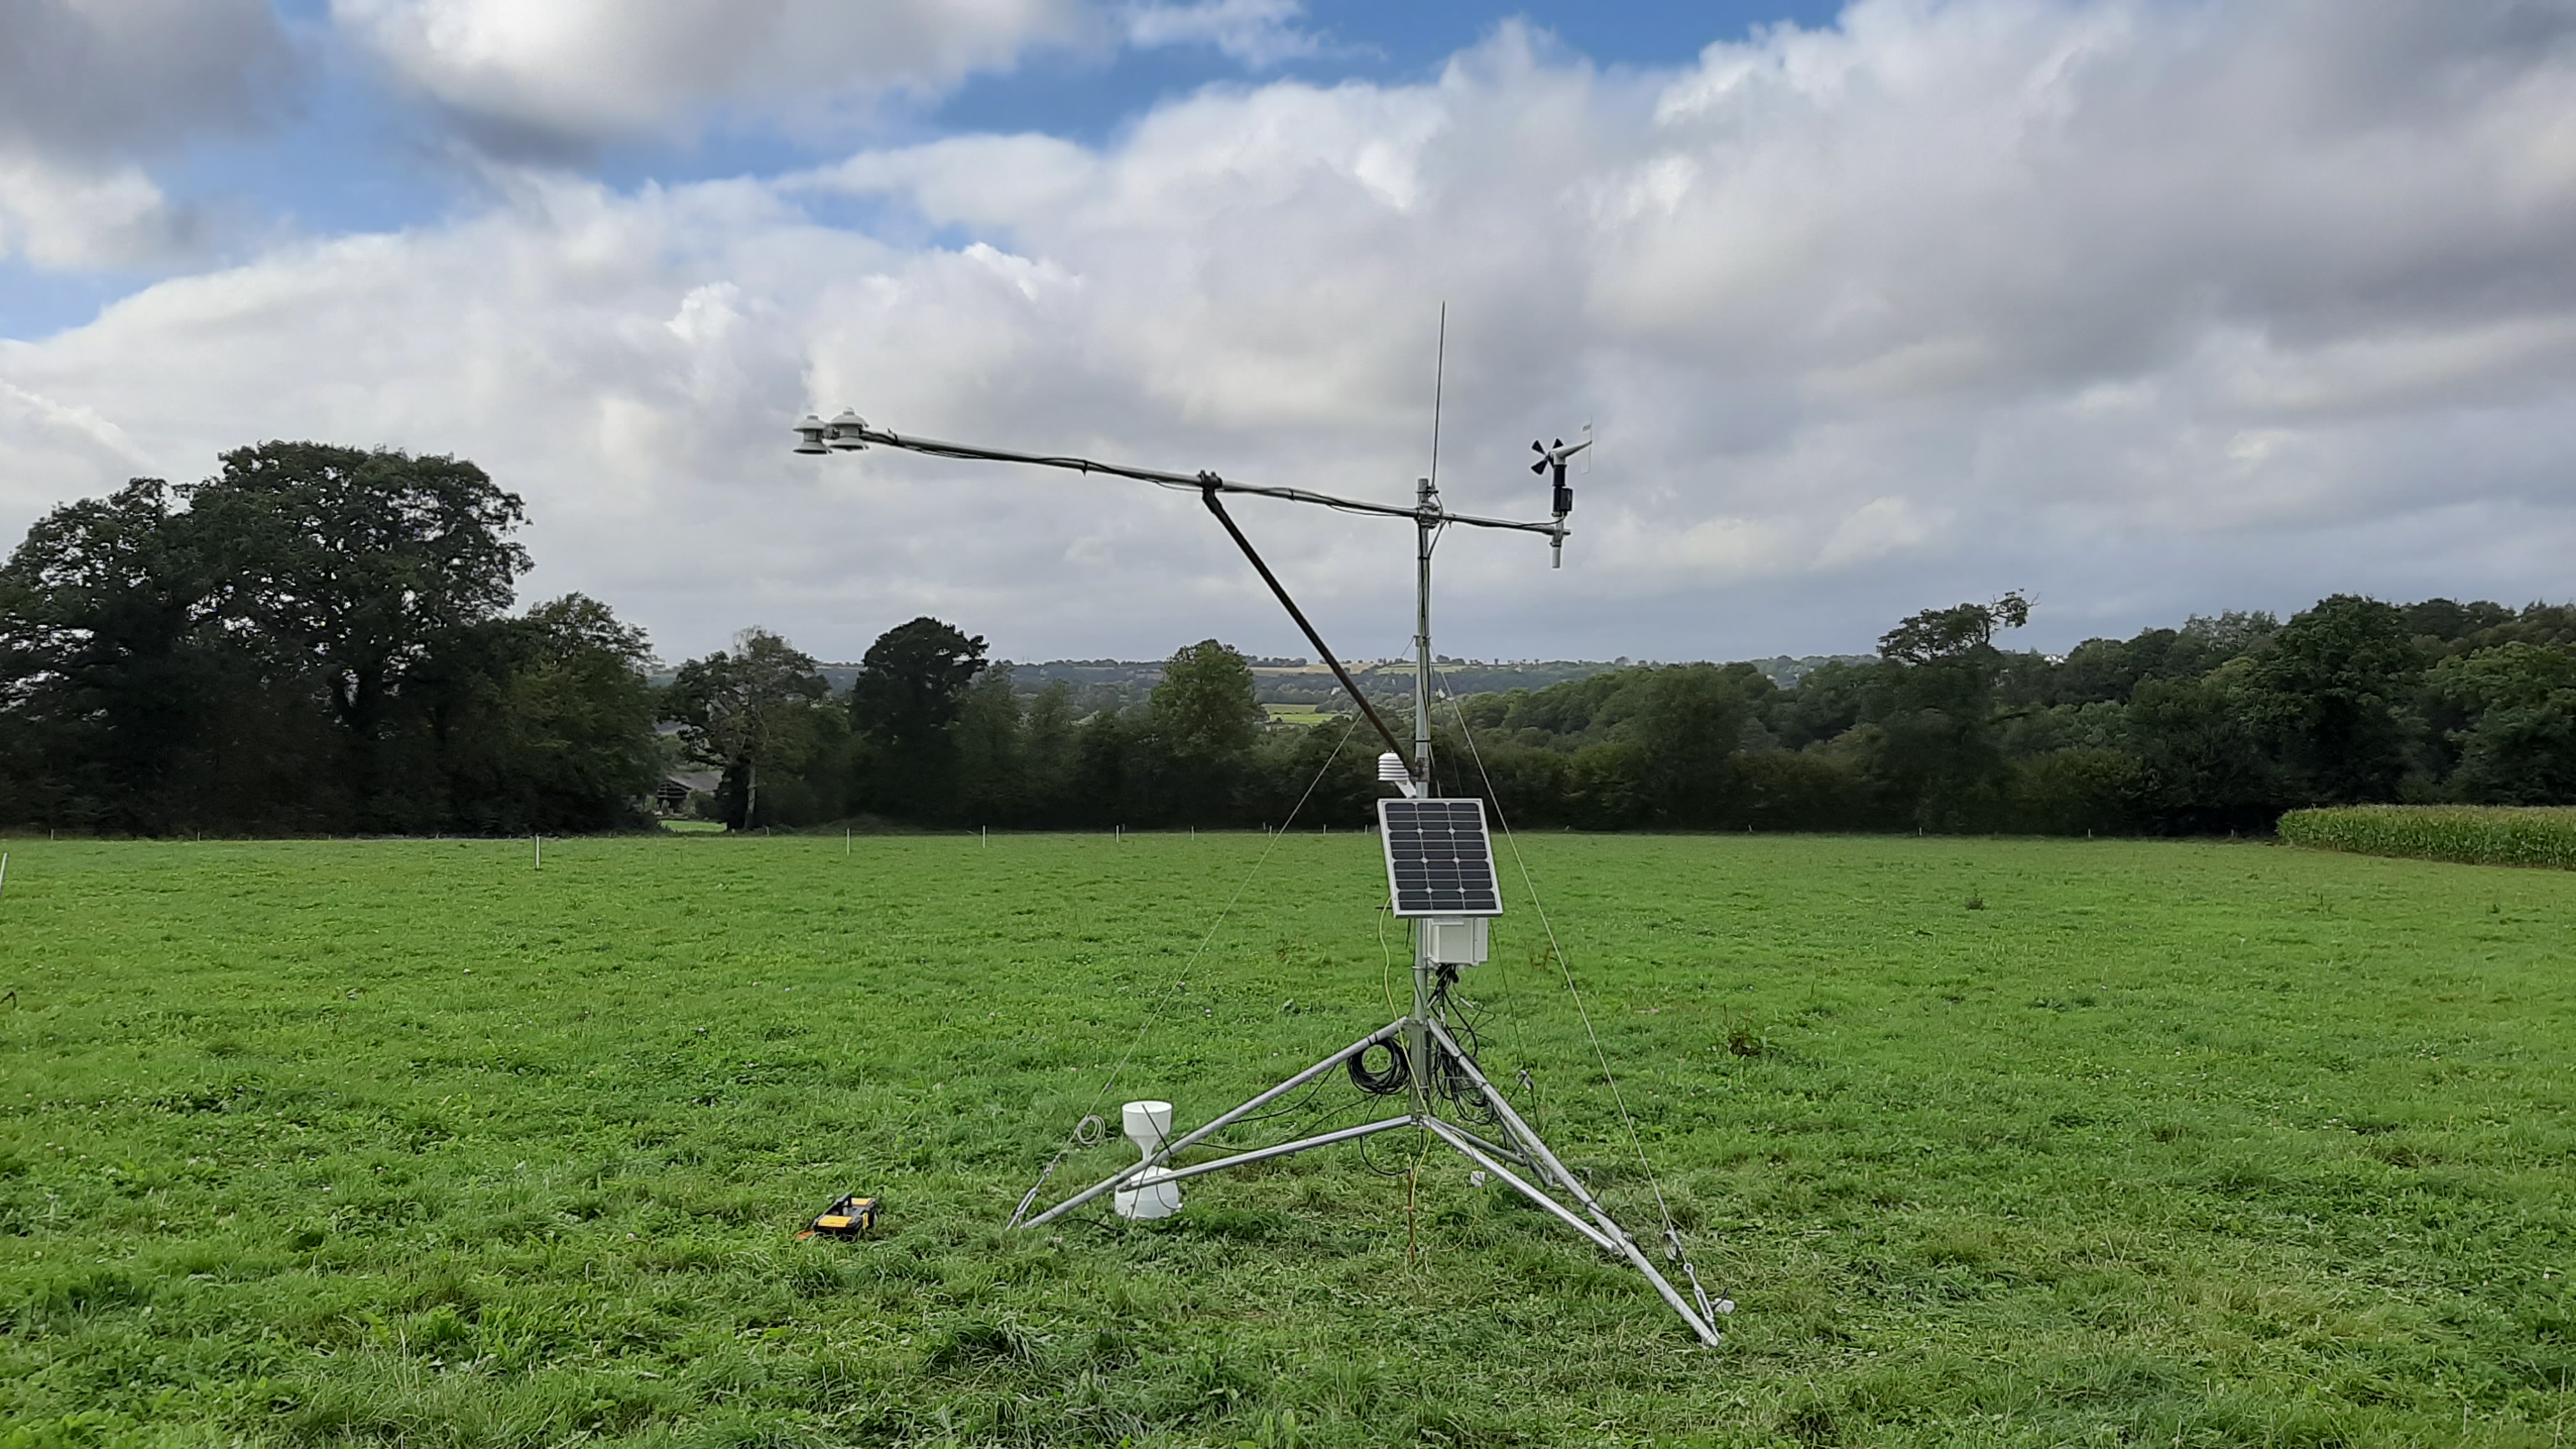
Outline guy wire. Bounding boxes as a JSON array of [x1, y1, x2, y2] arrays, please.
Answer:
[[1079, 708, 1363, 1114], [1436, 668, 1688, 1251], [1432, 669, 1538, 1128], [1013, 710, 1367, 1226]]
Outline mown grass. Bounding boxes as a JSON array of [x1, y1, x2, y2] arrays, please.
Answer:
[[1, 832, 2572, 1447], [2281, 805, 2576, 871]]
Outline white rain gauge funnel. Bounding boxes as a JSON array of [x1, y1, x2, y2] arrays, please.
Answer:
[[1112, 1100, 1183, 1221]]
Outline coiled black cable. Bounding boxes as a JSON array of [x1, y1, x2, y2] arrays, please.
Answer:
[[1347, 1038, 1409, 1095]]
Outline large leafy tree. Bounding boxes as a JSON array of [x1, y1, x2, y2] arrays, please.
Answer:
[[1022, 679, 1078, 820], [2243, 594, 2419, 803], [1876, 592, 2030, 666], [435, 595, 664, 831], [1140, 639, 1266, 823], [954, 667, 1027, 824], [184, 442, 531, 820], [0, 479, 240, 829], [2432, 642, 2576, 804], [850, 617, 987, 744], [849, 616, 986, 819], [668, 628, 827, 829], [2125, 664, 2283, 833], [1864, 592, 2030, 829], [0, 448, 667, 834], [1627, 664, 1772, 824], [1151, 640, 1263, 762]]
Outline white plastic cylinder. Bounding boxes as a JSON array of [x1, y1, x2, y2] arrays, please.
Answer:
[[1121, 1100, 1173, 1153], [1112, 1099, 1183, 1221]]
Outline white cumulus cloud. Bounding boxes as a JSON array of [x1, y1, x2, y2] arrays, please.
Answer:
[[330, 0, 1091, 148], [1124, 0, 1325, 68], [0, 0, 293, 268], [0, 155, 185, 269], [4, 0, 2575, 666]]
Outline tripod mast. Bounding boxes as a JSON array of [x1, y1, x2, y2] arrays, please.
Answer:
[[790, 407, 1723, 1347]]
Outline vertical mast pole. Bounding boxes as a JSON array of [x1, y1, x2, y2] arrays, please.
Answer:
[[1409, 311, 1448, 1123], [1409, 475, 1438, 1126], [1414, 476, 1435, 791]]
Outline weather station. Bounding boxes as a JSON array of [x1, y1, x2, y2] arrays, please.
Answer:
[[792, 399, 1729, 1347]]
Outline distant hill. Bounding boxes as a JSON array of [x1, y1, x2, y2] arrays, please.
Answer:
[[986, 657, 1630, 711], [996, 654, 1877, 712], [659, 654, 1875, 710], [1740, 654, 1879, 688]]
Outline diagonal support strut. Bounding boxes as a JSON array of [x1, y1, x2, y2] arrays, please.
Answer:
[[1008, 1013, 1724, 1347]]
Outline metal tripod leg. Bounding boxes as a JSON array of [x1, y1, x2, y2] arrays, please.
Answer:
[[1018, 1020, 1403, 1230], [1439, 1119, 1533, 1169], [1158, 1116, 1413, 1184], [1425, 1017, 1724, 1347], [1418, 1117, 1620, 1254], [1008, 1013, 1723, 1348]]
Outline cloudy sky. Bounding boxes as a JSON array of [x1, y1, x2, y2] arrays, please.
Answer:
[[3, 1, 2571, 666]]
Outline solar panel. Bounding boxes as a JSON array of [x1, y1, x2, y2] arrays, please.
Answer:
[[1377, 797, 1504, 917]]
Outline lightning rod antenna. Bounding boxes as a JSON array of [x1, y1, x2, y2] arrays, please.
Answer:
[[1428, 303, 1447, 498]]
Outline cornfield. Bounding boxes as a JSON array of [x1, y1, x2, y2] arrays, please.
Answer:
[[2277, 804, 2576, 869]]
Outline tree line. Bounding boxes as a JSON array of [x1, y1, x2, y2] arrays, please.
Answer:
[[684, 592, 2576, 836], [6, 445, 2572, 836], [1448, 594, 2576, 834], [0, 445, 658, 834]]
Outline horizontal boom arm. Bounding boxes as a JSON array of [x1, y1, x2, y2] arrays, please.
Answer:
[[820, 418, 1565, 539]]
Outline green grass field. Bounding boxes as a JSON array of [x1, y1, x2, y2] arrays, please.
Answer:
[[2, 832, 2572, 1447]]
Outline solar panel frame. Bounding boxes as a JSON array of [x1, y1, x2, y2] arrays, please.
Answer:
[[1377, 797, 1505, 917]]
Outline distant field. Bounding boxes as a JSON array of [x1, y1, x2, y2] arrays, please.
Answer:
[[1262, 703, 1335, 724], [2, 833, 2572, 1446], [2283, 804, 2576, 871]]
